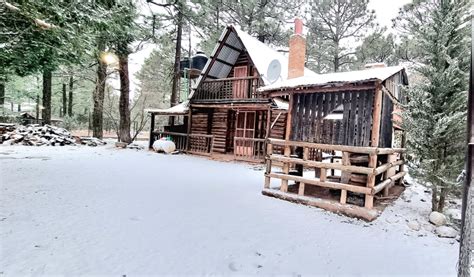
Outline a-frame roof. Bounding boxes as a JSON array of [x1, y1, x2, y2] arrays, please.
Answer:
[[191, 25, 318, 98]]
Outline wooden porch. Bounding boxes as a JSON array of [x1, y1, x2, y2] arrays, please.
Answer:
[[263, 139, 406, 221], [193, 76, 266, 102], [151, 130, 268, 162]]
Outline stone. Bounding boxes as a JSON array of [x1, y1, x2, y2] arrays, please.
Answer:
[[422, 224, 435, 232], [429, 211, 447, 226], [435, 226, 457, 238], [407, 221, 421, 231]]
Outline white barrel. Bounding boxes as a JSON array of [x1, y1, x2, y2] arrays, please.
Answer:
[[152, 139, 176, 154]]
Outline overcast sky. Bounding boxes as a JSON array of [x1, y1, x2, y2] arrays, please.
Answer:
[[127, 0, 413, 96]]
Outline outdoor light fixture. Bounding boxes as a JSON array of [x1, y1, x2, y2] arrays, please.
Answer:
[[100, 52, 118, 66]]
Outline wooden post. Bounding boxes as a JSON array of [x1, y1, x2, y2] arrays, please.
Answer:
[[297, 146, 310, 195], [384, 153, 397, 196], [303, 147, 309, 160], [341, 151, 351, 183], [185, 109, 192, 152], [371, 82, 383, 147], [365, 153, 377, 209], [148, 113, 155, 149], [281, 93, 294, 193], [264, 142, 273, 189], [320, 168, 326, 182], [340, 190, 347, 204], [298, 182, 305, 196], [340, 151, 350, 204], [365, 82, 382, 208], [265, 107, 272, 139]]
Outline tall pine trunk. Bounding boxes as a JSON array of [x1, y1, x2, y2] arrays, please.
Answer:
[[68, 75, 73, 116], [41, 69, 52, 125], [118, 47, 131, 143], [0, 80, 5, 106], [62, 83, 67, 117], [92, 41, 107, 139], [171, 5, 183, 109]]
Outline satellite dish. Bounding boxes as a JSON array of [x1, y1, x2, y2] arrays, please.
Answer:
[[266, 59, 282, 84]]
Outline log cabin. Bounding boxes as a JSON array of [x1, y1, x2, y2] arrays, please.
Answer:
[[148, 23, 318, 161], [259, 21, 409, 221], [149, 19, 409, 220]]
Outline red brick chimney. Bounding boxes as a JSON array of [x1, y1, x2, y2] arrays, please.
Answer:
[[288, 18, 306, 79]]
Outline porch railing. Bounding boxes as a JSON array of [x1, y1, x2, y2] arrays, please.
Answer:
[[233, 137, 266, 161], [153, 131, 214, 155], [264, 138, 406, 213], [193, 76, 266, 101]]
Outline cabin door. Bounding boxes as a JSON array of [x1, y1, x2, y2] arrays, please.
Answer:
[[235, 111, 255, 157], [233, 66, 248, 98]]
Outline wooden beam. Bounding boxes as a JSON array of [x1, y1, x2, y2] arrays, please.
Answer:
[[267, 83, 376, 97], [340, 190, 347, 204], [264, 142, 273, 189], [365, 153, 377, 209], [373, 171, 406, 194], [190, 103, 270, 109], [281, 93, 294, 192], [374, 159, 404, 175], [185, 109, 192, 151], [298, 182, 305, 196], [376, 148, 406, 154], [196, 28, 232, 91], [284, 93, 294, 141], [222, 42, 243, 52], [262, 189, 379, 221], [383, 153, 398, 196], [269, 155, 374, 175], [269, 138, 378, 154], [215, 58, 234, 67], [371, 82, 383, 147], [267, 173, 372, 194]]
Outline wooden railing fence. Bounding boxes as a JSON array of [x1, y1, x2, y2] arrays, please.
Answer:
[[153, 131, 214, 155], [233, 137, 266, 161], [193, 76, 265, 101], [264, 138, 406, 210]]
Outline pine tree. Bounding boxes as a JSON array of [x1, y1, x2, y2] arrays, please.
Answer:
[[354, 27, 396, 69], [396, 0, 470, 212], [306, 0, 376, 72]]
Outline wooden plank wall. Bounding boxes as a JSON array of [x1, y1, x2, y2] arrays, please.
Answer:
[[191, 109, 209, 135], [211, 109, 228, 153], [290, 90, 375, 147], [269, 112, 287, 139], [379, 85, 394, 148], [227, 52, 251, 78]]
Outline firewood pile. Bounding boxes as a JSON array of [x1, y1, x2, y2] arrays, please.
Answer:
[[0, 123, 16, 135], [0, 124, 105, 146]]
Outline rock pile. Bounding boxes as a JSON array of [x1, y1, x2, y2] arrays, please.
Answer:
[[0, 124, 105, 147]]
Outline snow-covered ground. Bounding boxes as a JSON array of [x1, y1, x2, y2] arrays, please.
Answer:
[[0, 144, 459, 276]]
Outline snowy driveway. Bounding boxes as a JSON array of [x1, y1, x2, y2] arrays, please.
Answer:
[[0, 145, 458, 276]]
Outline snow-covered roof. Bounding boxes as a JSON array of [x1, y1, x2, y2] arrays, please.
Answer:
[[190, 25, 318, 98], [233, 27, 318, 84], [272, 97, 289, 110], [146, 101, 189, 115], [259, 66, 407, 92]]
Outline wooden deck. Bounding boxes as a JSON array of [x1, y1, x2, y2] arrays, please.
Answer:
[[264, 138, 406, 221]]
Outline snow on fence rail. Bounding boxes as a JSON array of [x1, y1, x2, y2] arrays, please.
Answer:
[[263, 138, 406, 221]]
